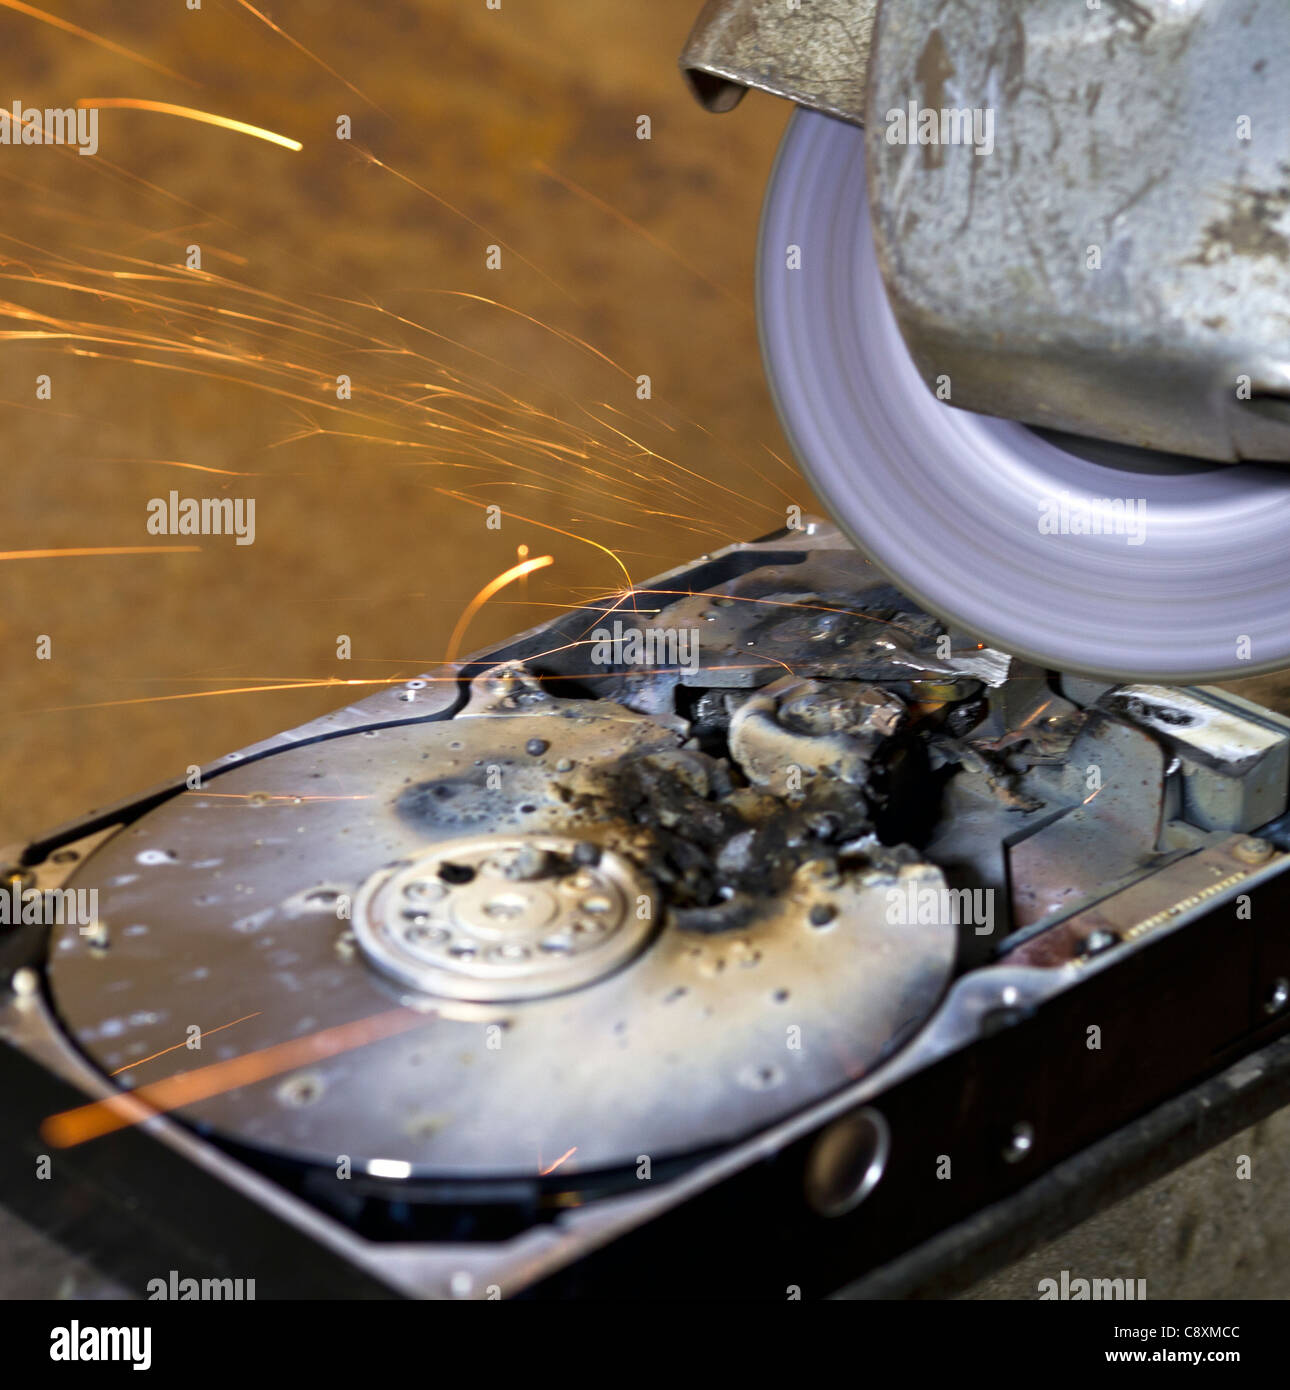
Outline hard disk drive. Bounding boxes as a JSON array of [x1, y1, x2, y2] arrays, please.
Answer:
[[4, 523, 1290, 1299]]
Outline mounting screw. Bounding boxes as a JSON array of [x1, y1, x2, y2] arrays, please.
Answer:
[[82, 920, 110, 951], [803, 1108, 890, 1217], [1265, 978, 1290, 1016], [10, 967, 38, 997], [1083, 928, 1119, 956], [1003, 1122, 1034, 1164], [1233, 837, 1274, 865]]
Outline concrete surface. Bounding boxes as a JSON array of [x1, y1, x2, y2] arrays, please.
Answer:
[[964, 1107, 1290, 1300]]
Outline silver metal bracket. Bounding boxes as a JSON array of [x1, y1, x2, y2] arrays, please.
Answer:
[[680, 0, 873, 125]]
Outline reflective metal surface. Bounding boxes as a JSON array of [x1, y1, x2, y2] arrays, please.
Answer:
[[11, 525, 1290, 1297], [352, 833, 656, 1002], [47, 660, 958, 1179], [867, 0, 1290, 463], [680, 0, 874, 123]]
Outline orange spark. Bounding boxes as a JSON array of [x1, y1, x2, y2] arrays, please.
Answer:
[[534, 160, 750, 316], [77, 100, 302, 152], [44, 1008, 426, 1148], [0, 546, 198, 561], [446, 554, 554, 662], [232, 0, 382, 111], [198, 792, 372, 802], [110, 1012, 262, 1077], [354, 151, 573, 299], [539, 1146, 578, 1177], [624, 587, 927, 640], [102, 457, 258, 477], [436, 491, 636, 611], [0, 1, 192, 84], [35, 677, 396, 715]]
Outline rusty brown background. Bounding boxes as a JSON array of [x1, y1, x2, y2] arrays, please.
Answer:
[[0, 0, 806, 845]]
